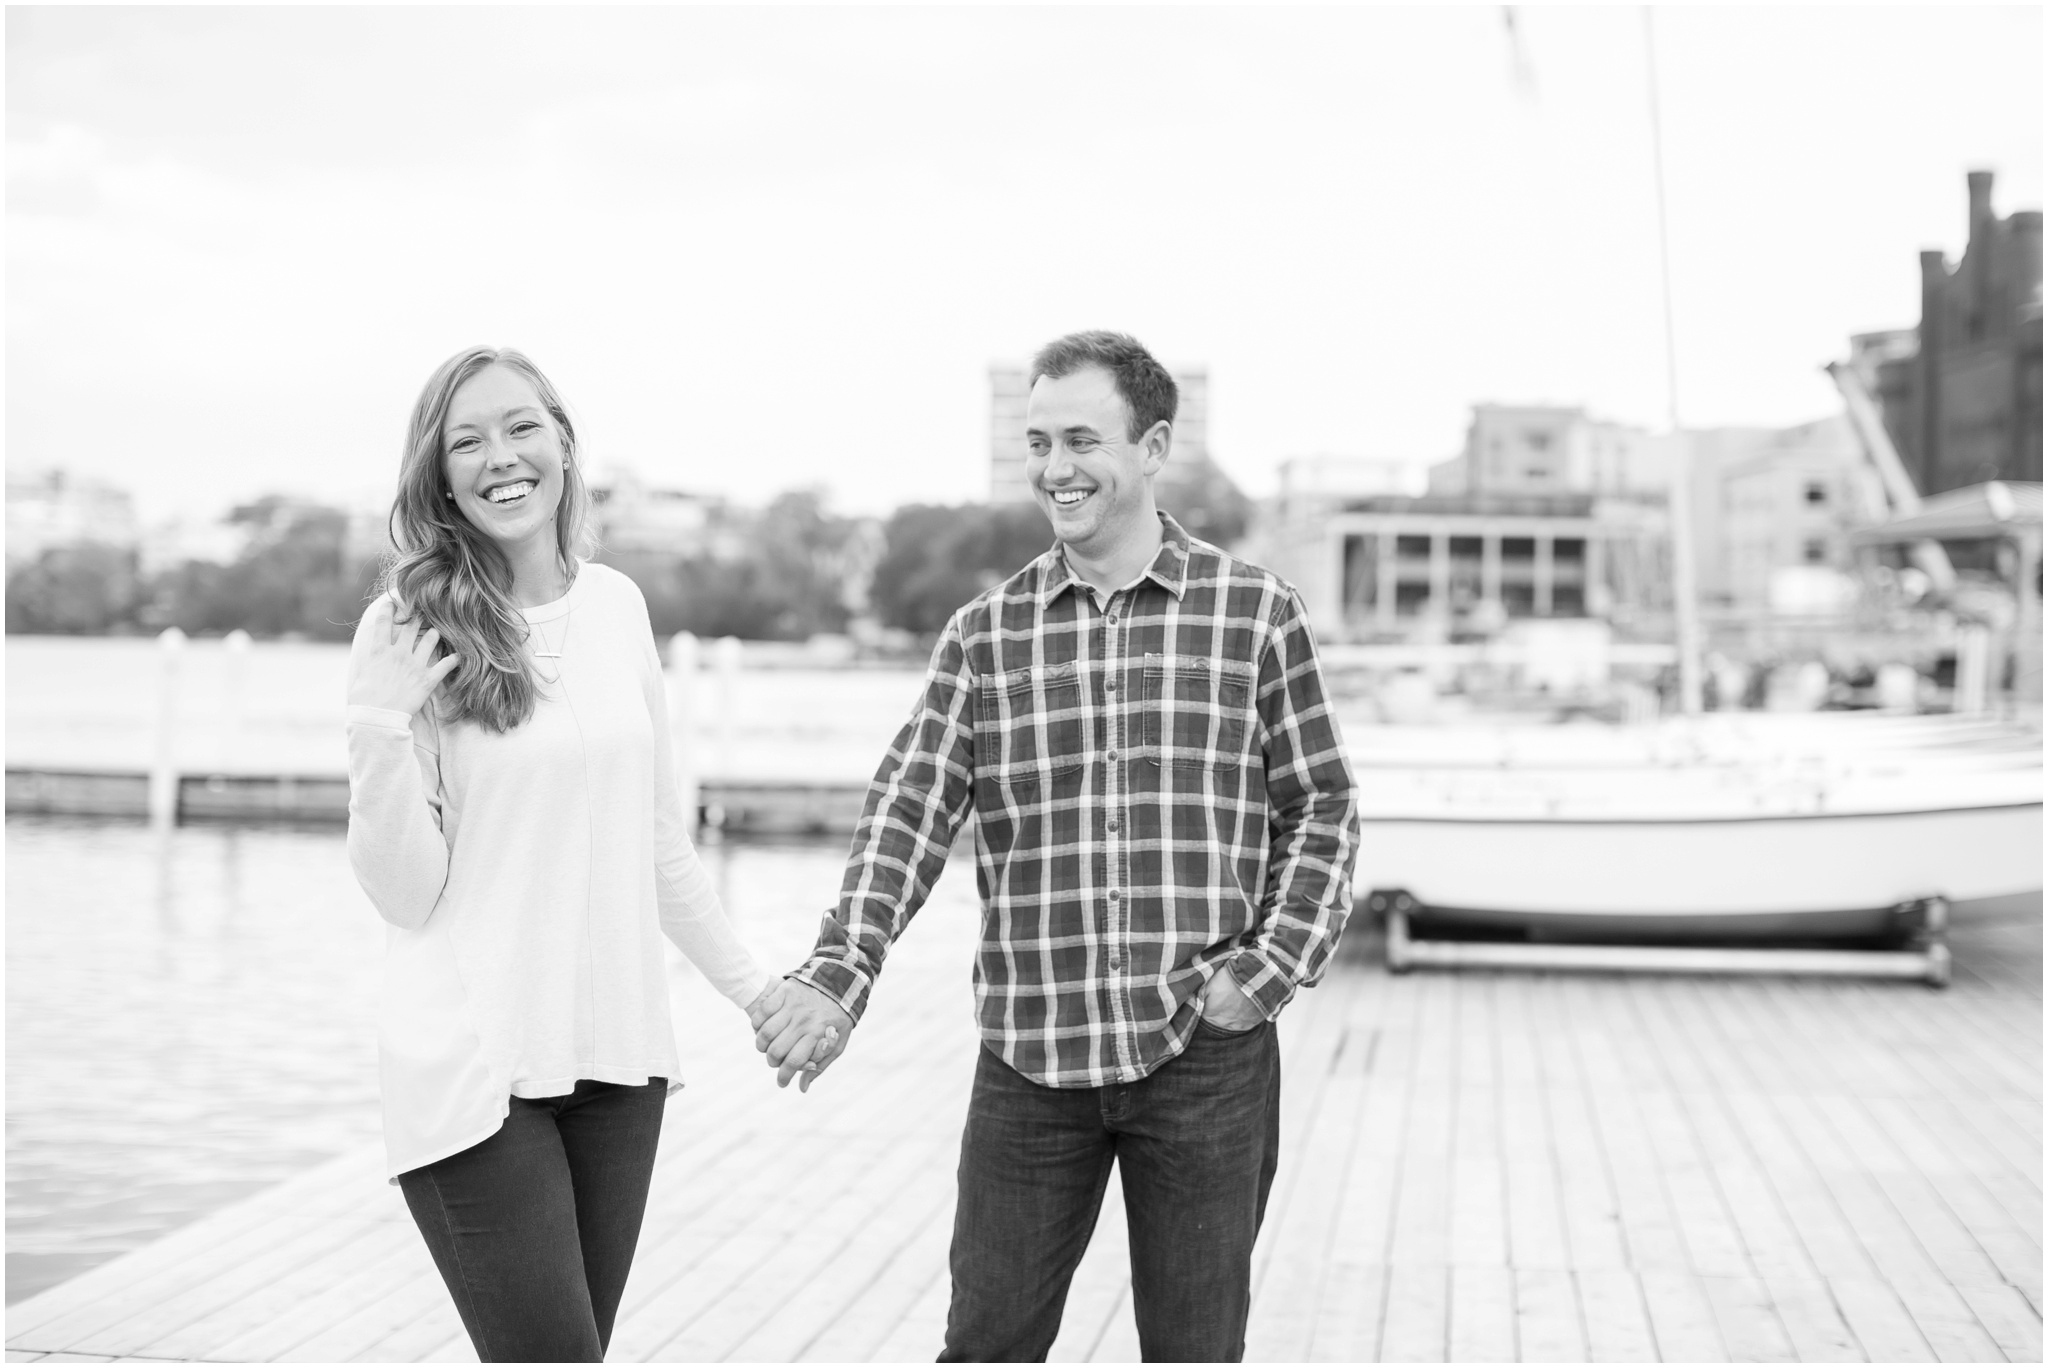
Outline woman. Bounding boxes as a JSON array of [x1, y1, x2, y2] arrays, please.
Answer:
[[345, 345, 784, 1362]]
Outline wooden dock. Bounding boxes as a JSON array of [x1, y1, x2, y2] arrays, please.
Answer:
[[3, 769, 869, 836], [7, 899, 2039, 1363]]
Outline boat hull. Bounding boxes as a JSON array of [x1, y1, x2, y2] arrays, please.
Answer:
[[1355, 802, 2043, 923]]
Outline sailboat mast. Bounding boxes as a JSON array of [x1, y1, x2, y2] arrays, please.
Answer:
[[1643, 7, 1705, 715]]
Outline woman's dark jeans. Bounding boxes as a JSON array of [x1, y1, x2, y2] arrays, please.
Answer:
[[940, 1019, 1282, 1362], [397, 1078, 667, 1363]]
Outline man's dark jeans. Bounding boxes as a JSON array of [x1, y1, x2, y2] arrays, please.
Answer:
[[397, 1078, 667, 1363], [941, 1018, 1282, 1362]]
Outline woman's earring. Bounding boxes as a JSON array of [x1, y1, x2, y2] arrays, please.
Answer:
[[444, 490, 455, 500]]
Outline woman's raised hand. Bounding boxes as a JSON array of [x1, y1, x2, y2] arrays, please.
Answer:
[[349, 597, 460, 716]]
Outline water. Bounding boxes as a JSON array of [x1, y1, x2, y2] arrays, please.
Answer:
[[3, 815, 869, 1305]]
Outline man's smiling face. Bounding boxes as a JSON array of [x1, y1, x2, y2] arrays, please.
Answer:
[[1024, 365, 1166, 560]]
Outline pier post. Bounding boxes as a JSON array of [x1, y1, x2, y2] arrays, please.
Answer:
[[667, 632, 700, 836], [150, 627, 186, 830], [1955, 624, 1991, 715], [714, 636, 742, 786], [222, 629, 251, 774]]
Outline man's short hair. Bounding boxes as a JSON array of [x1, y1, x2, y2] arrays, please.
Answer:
[[1028, 331, 1178, 443]]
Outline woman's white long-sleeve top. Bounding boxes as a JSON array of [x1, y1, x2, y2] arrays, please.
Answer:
[[345, 562, 771, 1178]]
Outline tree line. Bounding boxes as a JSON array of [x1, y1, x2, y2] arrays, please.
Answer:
[[8, 477, 1250, 643]]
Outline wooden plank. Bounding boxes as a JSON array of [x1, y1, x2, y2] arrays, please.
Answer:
[[720, 1138, 961, 1363], [34, 1209, 390, 1359], [1697, 1274, 1796, 1361], [1717, 1092, 1877, 1281], [1883, 1280, 2007, 1364], [1652, 982, 1833, 1288], [1303, 1262, 1387, 1363], [1902, 1096, 2042, 1241], [345, 1293, 468, 1363], [1637, 1092, 1753, 1279], [1447, 1153, 1507, 1270], [280, 1251, 456, 1363], [1387, 1095, 1453, 1271], [1954, 1281, 2045, 1363], [1771, 1092, 1941, 1276], [202, 1222, 430, 1361], [1951, 1098, 2045, 1191], [1637, 1269, 1727, 1362], [1828, 1276, 1935, 1362], [1247, 1076, 1371, 1358], [4, 1147, 390, 1348], [625, 1126, 945, 1360], [1511, 1267, 1586, 1362], [865, 1258, 952, 1362], [1758, 1275, 1864, 1363], [415, 1329, 478, 1362], [612, 1052, 951, 1355], [1814, 1092, 2012, 1287], [1587, 1087, 1689, 1273], [1377, 1263, 1447, 1363], [1674, 1091, 1819, 1282], [135, 1221, 411, 1362], [794, 1192, 953, 1363], [1446, 1265, 1515, 1363], [1504, 1150, 1571, 1272], [1545, 1087, 1629, 1272]]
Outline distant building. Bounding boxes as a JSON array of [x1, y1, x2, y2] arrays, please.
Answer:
[[1428, 404, 1675, 499], [1256, 402, 1885, 639], [1691, 417, 1876, 614], [1255, 404, 1678, 641], [1864, 170, 2042, 496], [1275, 456, 1424, 516], [586, 467, 733, 557], [6, 469, 140, 569], [989, 362, 1209, 503]]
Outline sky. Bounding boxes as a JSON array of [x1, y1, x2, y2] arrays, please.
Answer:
[[7, 5, 2042, 525]]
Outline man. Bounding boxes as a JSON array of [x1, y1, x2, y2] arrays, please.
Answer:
[[752, 330, 1359, 1361]]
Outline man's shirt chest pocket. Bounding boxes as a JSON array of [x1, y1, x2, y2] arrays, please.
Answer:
[[1142, 654, 1256, 771], [982, 660, 1088, 791]]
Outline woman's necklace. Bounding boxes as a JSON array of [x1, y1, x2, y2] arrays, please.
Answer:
[[530, 611, 572, 685]]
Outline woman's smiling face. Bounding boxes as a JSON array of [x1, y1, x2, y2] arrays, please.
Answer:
[[440, 364, 567, 553]]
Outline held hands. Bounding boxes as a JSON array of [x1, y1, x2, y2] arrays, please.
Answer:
[[349, 598, 459, 717], [1200, 966, 1266, 1031], [747, 978, 853, 1092]]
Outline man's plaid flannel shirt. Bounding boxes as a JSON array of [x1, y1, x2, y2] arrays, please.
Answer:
[[793, 514, 1360, 1088]]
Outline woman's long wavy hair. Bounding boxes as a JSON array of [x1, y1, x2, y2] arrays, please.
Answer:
[[380, 346, 593, 733]]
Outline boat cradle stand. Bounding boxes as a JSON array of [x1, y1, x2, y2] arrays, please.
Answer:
[[1370, 890, 1952, 989]]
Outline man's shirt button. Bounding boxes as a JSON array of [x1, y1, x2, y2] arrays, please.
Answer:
[[1105, 676, 1118, 692], [1108, 613, 1119, 625], [1106, 817, 1120, 833], [1108, 889, 1121, 901], [1107, 749, 1118, 763]]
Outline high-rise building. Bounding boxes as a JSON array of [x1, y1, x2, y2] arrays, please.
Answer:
[[988, 363, 1209, 502]]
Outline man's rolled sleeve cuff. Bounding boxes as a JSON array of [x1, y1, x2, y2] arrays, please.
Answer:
[[789, 958, 874, 1024], [1228, 949, 1298, 1021]]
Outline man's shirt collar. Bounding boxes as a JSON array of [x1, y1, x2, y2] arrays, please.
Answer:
[[1038, 512, 1193, 607]]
